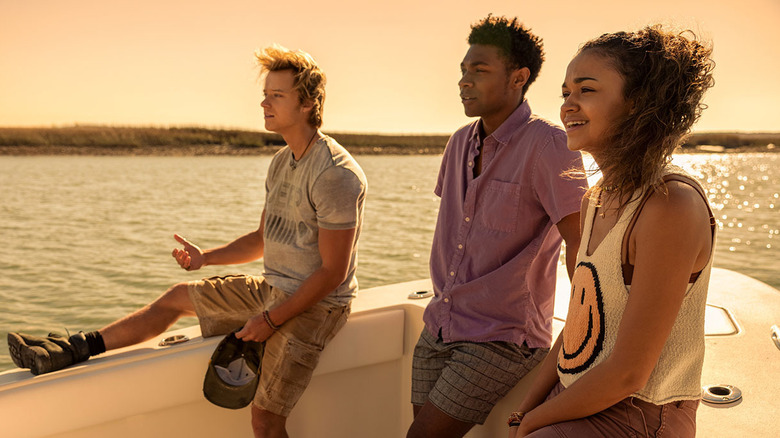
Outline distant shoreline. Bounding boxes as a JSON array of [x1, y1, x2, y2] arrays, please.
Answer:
[[1, 145, 777, 156], [0, 144, 446, 156], [0, 126, 777, 156]]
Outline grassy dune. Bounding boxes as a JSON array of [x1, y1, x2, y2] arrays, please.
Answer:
[[0, 126, 776, 155]]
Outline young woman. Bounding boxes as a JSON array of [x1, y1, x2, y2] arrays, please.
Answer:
[[508, 26, 716, 437]]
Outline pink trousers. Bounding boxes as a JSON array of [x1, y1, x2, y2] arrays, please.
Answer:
[[526, 382, 698, 437]]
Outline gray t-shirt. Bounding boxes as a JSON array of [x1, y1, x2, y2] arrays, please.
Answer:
[[262, 135, 367, 304]]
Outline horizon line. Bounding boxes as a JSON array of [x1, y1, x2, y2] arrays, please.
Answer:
[[0, 123, 778, 137]]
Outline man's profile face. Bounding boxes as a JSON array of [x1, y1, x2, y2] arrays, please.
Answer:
[[261, 70, 307, 134], [458, 44, 516, 120]]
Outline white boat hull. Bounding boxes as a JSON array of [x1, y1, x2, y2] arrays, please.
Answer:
[[1, 267, 778, 437]]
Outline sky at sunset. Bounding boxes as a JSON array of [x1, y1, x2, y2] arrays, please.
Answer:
[[1, 0, 778, 134]]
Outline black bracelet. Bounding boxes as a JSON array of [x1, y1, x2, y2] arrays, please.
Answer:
[[263, 310, 280, 331]]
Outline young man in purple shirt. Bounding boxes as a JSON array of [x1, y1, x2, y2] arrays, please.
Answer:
[[406, 16, 586, 437]]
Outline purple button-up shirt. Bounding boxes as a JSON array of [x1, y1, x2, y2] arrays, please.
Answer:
[[425, 101, 586, 349]]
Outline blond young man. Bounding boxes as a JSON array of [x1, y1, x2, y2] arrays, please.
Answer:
[[8, 45, 367, 438]]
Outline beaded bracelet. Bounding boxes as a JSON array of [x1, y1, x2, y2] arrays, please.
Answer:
[[263, 310, 280, 331], [507, 411, 526, 427]]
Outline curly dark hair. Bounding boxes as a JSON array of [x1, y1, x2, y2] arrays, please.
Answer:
[[580, 25, 715, 198], [468, 14, 545, 95]]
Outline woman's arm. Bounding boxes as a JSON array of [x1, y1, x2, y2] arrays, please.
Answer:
[[514, 182, 712, 436], [508, 335, 563, 438], [509, 194, 587, 438]]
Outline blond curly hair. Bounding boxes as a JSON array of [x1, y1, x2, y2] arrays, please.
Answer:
[[255, 45, 326, 128]]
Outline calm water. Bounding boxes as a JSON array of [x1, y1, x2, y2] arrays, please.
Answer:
[[0, 153, 777, 372]]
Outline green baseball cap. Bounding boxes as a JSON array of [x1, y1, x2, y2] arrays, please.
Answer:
[[203, 329, 264, 409]]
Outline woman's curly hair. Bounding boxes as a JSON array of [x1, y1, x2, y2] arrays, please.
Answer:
[[580, 25, 715, 197], [255, 45, 326, 128]]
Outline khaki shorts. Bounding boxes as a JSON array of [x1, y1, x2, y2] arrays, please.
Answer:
[[188, 275, 350, 416]]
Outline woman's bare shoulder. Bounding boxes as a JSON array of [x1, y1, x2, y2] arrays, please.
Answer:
[[635, 180, 711, 246]]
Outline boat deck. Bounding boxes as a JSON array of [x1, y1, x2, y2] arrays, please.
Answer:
[[1, 267, 778, 437]]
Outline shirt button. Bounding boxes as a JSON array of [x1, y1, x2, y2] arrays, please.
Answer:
[[468, 161, 473, 167], [464, 217, 470, 222], [458, 244, 463, 249], [450, 271, 455, 276], [444, 298, 450, 303]]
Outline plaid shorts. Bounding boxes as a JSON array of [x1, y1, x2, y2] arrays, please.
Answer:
[[188, 275, 349, 416], [411, 328, 548, 424]]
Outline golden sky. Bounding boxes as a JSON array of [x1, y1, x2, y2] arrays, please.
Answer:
[[1, 0, 778, 134]]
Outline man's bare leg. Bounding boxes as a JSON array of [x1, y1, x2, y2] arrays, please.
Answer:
[[251, 405, 289, 438], [8, 282, 197, 374], [407, 401, 475, 438], [100, 282, 196, 350]]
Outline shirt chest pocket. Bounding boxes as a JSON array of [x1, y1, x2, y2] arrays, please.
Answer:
[[477, 180, 522, 233]]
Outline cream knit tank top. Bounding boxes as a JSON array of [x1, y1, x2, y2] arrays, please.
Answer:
[[556, 168, 715, 404]]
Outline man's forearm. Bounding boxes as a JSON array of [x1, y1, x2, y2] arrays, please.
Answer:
[[203, 230, 264, 267], [265, 226, 354, 329], [266, 265, 346, 326], [565, 243, 577, 280], [555, 212, 581, 281]]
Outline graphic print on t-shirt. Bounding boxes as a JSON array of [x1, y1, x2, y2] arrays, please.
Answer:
[[558, 261, 606, 374], [264, 212, 298, 245], [266, 180, 306, 246], [276, 181, 304, 208]]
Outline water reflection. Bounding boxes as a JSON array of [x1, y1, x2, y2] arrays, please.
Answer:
[[672, 154, 778, 276], [0, 153, 777, 373], [583, 153, 778, 283]]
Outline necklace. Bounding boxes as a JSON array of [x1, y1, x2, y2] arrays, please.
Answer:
[[597, 184, 621, 217], [290, 130, 318, 170], [597, 190, 614, 218]]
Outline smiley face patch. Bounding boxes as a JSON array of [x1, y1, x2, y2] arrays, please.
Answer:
[[558, 261, 606, 374]]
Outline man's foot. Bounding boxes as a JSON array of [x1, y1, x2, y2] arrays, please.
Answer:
[[7, 332, 90, 375]]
